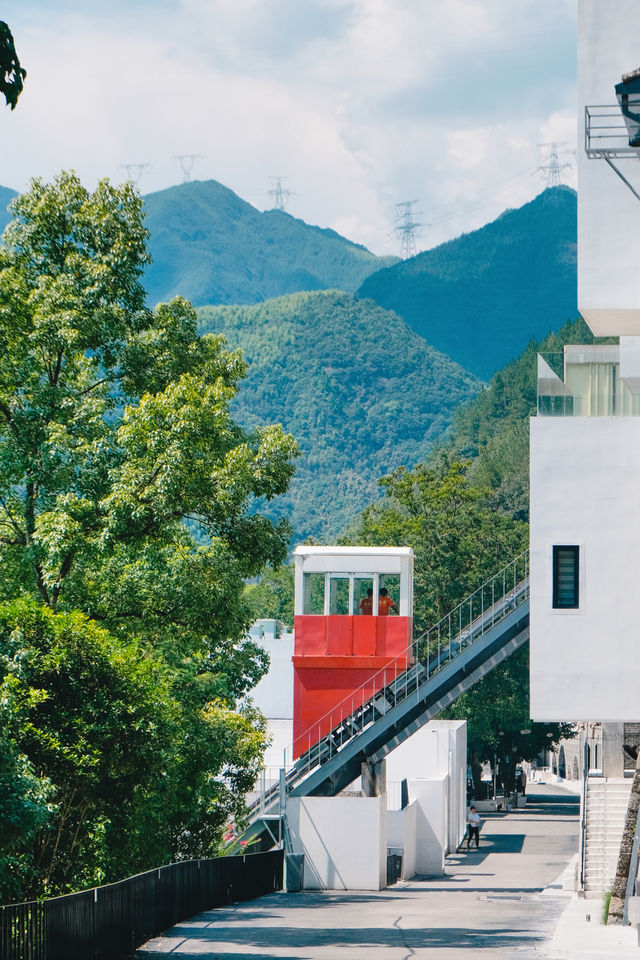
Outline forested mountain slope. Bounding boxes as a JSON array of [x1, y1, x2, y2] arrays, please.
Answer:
[[358, 186, 577, 380], [143, 179, 397, 308], [199, 290, 480, 540]]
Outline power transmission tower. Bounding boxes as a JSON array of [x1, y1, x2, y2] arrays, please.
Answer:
[[173, 154, 202, 183], [537, 142, 573, 189], [268, 176, 294, 212], [395, 200, 421, 259], [120, 163, 151, 187]]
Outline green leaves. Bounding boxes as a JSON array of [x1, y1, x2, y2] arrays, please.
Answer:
[[0, 173, 299, 897], [0, 22, 25, 110]]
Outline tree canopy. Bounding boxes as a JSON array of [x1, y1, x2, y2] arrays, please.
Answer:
[[0, 172, 299, 900]]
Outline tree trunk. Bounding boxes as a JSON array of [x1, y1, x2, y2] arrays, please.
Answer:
[[608, 752, 640, 924]]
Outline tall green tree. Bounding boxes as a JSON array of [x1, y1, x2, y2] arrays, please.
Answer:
[[0, 172, 299, 896], [343, 460, 527, 635]]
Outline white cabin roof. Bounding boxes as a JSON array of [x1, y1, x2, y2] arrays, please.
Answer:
[[293, 545, 414, 558]]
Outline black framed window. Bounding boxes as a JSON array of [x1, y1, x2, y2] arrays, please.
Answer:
[[552, 545, 579, 609]]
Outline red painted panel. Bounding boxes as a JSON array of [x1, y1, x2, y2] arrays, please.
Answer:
[[352, 616, 376, 656], [291, 613, 413, 759], [375, 617, 412, 657], [294, 616, 326, 656], [325, 616, 352, 655], [292, 657, 412, 759]]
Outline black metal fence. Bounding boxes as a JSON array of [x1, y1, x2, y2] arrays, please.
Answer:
[[0, 850, 283, 960]]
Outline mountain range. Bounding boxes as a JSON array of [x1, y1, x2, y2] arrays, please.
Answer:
[[358, 186, 577, 379], [142, 179, 397, 307]]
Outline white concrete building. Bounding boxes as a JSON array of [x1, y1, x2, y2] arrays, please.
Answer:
[[530, 0, 640, 721]]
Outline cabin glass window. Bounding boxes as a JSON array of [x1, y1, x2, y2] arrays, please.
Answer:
[[552, 545, 579, 609], [329, 576, 350, 615], [303, 572, 325, 615], [355, 577, 374, 615], [380, 574, 400, 615]]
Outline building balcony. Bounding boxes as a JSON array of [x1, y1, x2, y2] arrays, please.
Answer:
[[537, 344, 640, 416]]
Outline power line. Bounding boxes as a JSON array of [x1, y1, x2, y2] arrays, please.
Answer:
[[537, 141, 573, 189], [395, 200, 422, 259], [268, 176, 294, 212], [173, 154, 202, 183], [120, 163, 151, 186]]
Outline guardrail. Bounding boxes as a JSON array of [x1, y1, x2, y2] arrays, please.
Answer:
[[0, 850, 283, 960]]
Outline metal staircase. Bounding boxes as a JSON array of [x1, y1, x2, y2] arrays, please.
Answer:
[[237, 551, 530, 851]]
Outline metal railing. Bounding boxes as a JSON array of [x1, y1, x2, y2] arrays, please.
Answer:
[[0, 850, 283, 960], [585, 104, 640, 158], [247, 550, 529, 820], [579, 740, 589, 892]]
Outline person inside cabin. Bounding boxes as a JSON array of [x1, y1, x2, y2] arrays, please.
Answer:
[[378, 587, 398, 616], [359, 588, 373, 615]]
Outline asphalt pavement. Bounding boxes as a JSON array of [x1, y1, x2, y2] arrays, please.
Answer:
[[138, 783, 640, 959]]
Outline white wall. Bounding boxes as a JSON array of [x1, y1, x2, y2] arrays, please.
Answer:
[[408, 777, 447, 876], [250, 628, 294, 721], [530, 416, 640, 720], [287, 796, 387, 890], [387, 802, 418, 880], [578, 0, 640, 335], [385, 720, 467, 854]]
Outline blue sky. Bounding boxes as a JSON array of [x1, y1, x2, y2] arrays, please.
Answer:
[[1, 1, 577, 254]]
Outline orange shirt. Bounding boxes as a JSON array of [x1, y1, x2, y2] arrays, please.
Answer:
[[359, 596, 373, 615], [378, 596, 396, 616]]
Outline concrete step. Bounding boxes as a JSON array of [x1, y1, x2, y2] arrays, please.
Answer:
[[587, 801, 630, 808], [587, 802, 630, 809], [585, 829, 626, 837]]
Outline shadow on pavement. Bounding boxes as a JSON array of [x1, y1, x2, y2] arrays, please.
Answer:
[[159, 923, 546, 952]]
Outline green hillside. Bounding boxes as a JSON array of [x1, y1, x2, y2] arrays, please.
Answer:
[[198, 290, 480, 541], [357, 186, 577, 380], [143, 179, 397, 308]]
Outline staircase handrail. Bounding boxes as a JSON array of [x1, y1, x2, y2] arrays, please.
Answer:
[[579, 739, 589, 891], [247, 549, 529, 817]]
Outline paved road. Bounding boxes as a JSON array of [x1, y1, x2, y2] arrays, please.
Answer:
[[138, 784, 581, 959]]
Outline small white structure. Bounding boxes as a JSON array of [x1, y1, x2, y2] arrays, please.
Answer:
[[287, 795, 387, 891], [386, 720, 467, 876]]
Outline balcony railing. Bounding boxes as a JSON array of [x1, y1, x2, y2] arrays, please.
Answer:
[[537, 345, 640, 417]]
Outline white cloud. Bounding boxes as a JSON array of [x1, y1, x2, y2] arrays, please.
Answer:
[[1, 0, 577, 255]]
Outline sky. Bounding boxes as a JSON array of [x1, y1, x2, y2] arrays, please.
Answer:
[[2, 0, 577, 255]]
